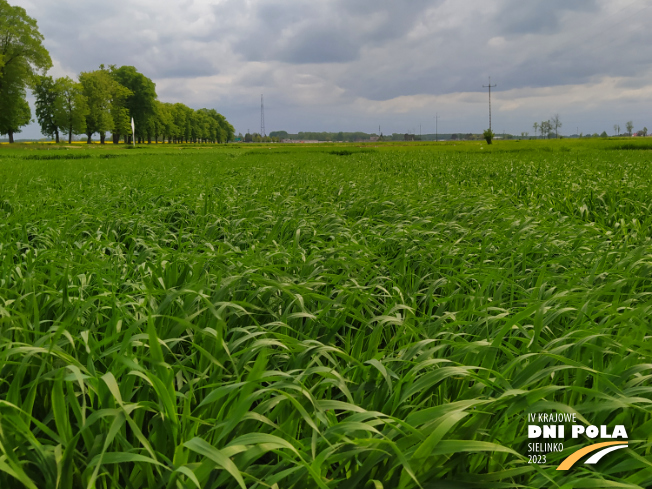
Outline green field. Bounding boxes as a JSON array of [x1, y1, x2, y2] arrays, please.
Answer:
[[1, 139, 652, 488]]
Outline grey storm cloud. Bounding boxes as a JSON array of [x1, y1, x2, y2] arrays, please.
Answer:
[[229, 0, 439, 64], [10, 0, 652, 138], [496, 0, 599, 36]]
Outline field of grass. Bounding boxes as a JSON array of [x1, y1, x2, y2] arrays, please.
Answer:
[[1, 139, 652, 488]]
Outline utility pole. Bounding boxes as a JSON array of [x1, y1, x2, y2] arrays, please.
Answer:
[[260, 94, 266, 137], [435, 113, 439, 142], [483, 77, 497, 131]]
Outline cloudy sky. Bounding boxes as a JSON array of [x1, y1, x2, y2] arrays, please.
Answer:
[[12, 0, 652, 138]]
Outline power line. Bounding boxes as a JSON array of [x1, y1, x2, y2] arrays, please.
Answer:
[[260, 94, 266, 138], [483, 77, 497, 131]]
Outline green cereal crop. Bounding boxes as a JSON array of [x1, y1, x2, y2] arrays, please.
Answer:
[[1, 140, 652, 488]]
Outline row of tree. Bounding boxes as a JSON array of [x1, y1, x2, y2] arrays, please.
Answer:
[[33, 66, 235, 144], [532, 115, 562, 139], [269, 131, 382, 142], [242, 133, 280, 143], [0, 1, 234, 144], [612, 122, 647, 137]]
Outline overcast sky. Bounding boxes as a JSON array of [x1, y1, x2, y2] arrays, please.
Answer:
[[12, 0, 652, 138]]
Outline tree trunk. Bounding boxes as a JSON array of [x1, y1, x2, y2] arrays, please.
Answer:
[[87, 133, 92, 144], [113, 133, 119, 144], [8, 131, 14, 143], [68, 129, 72, 144], [55, 130, 60, 144], [148, 135, 151, 144], [100, 133, 106, 144]]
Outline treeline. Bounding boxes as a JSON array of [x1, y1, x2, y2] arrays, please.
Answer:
[[242, 133, 280, 143], [270, 131, 380, 142], [268, 131, 494, 142], [0, 1, 234, 144]]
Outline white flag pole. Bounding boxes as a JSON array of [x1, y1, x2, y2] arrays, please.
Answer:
[[131, 117, 135, 147]]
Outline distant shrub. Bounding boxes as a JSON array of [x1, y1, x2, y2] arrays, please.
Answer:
[[22, 154, 92, 160], [609, 143, 652, 151], [483, 128, 494, 145]]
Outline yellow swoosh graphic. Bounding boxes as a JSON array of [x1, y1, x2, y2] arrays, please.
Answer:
[[557, 442, 628, 470]]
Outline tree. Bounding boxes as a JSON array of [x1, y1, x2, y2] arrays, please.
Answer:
[[54, 77, 89, 144], [79, 67, 131, 144], [551, 114, 562, 139], [0, 0, 51, 92], [0, 1, 51, 142], [34, 75, 62, 142], [533, 122, 539, 139], [613, 124, 620, 136], [626, 121, 634, 136], [483, 128, 494, 145], [153, 101, 175, 143], [541, 120, 551, 139], [644, 127, 648, 137], [170, 103, 188, 143], [0, 63, 30, 143], [110, 82, 132, 144], [600, 131, 608, 138], [110, 66, 157, 143]]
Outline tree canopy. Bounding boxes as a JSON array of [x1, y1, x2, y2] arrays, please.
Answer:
[[34, 75, 62, 142], [0, 0, 51, 90], [1, 1, 235, 144], [53, 76, 89, 144], [0, 0, 51, 140], [0, 62, 30, 142]]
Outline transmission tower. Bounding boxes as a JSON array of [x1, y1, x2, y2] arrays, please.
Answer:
[[483, 77, 497, 131], [260, 94, 266, 137]]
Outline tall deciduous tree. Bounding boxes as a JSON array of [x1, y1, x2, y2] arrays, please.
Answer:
[[0, 1, 51, 88], [110, 66, 157, 143], [541, 120, 552, 139], [34, 75, 62, 142], [152, 101, 175, 143], [0, 64, 30, 143], [0, 0, 51, 142], [171, 103, 188, 143], [110, 83, 132, 144], [79, 68, 115, 144], [54, 77, 89, 144], [79, 67, 132, 144], [626, 121, 634, 136], [551, 114, 562, 139]]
